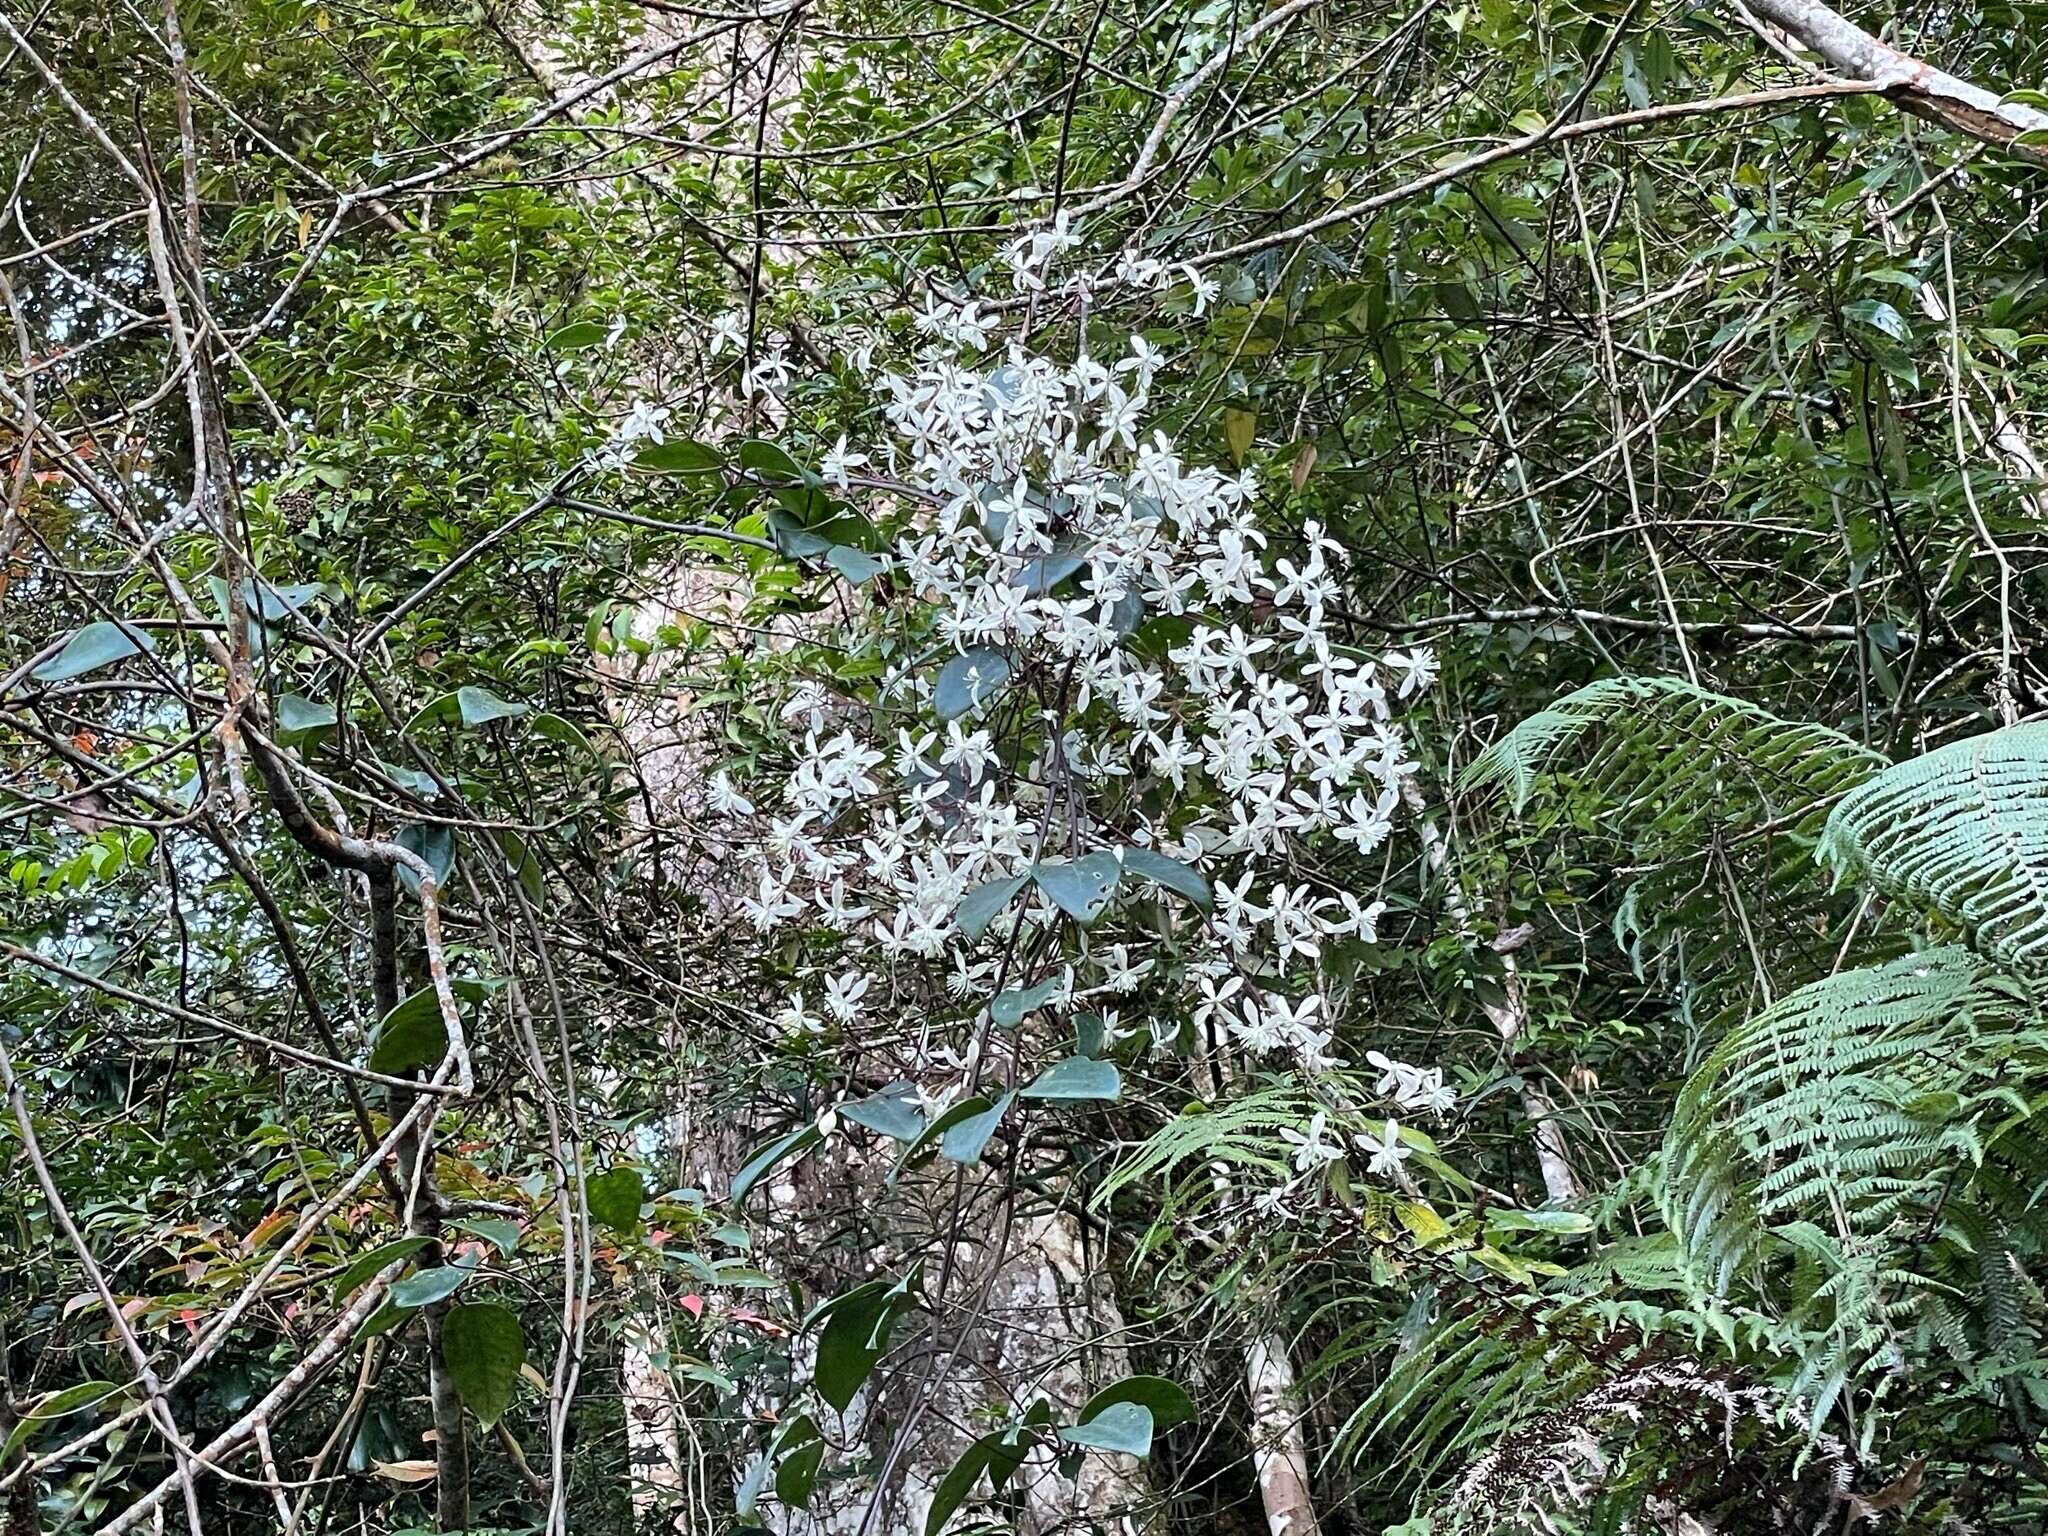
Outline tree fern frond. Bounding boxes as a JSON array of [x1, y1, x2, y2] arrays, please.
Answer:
[[1819, 721, 2048, 975], [1462, 675, 1882, 813], [1662, 946, 2022, 1288]]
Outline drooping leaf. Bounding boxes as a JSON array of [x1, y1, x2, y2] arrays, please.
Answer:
[[1115, 846, 1211, 911], [839, 1084, 925, 1142], [333, 1237, 433, 1301], [394, 822, 455, 893], [441, 1302, 524, 1426], [991, 977, 1059, 1028], [826, 545, 883, 584], [457, 686, 528, 727], [2, 1382, 125, 1463], [1058, 1400, 1154, 1456], [810, 1273, 917, 1413], [731, 1123, 823, 1207], [586, 1167, 646, 1233], [772, 1413, 825, 1507], [934, 648, 1011, 720], [388, 1258, 473, 1310], [32, 622, 155, 683], [1033, 853, 1120, 922], [446, 1216, 521, 1256], [366, 986, 449, 1075], [940, 1092, 1014, 1164], [275, 692, 339, 747], [1078, 1375, 1195, 1431], [956, 872, 1028, 940], [1021, 1056, 1121, 1103]]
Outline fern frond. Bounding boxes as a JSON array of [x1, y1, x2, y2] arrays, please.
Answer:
[[1819, 721, 2048, 976], [1464, 676, 1887, 1002], [1463, 675, 1882, 813], [1092, 1086, 1307, 1208]]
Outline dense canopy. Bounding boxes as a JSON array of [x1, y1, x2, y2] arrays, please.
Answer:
[[3, 0, 2047, 1533]]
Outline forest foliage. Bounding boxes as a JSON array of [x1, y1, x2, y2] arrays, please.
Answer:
[[3, 0, 2048, 1533]]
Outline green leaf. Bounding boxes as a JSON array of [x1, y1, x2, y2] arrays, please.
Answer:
[[1021, 1056, 1120, 1103], [1033, 853, 1120, 922], [934, 648, 1010, 720], [810, 1273, 917, 1412], [929, 1433, 1040, 1536], [446, 1216, 521, 1256], [276, 692, 339, 748], [1077, 1375, 1195, 1431], [772, 1413, 824, 1507], [1058, 1401, 1153, 1456], [731, 1123, 823, 1207], [586, 1167, 646, 1233], [457, 686, 528, 727], [547, 320, 608, 350], [389, 1259, 472, 1309], [991, 977, 1059, 1028], [1485, 1208, 1593, 1237], [1115, 846, 1211, 910], [333, 1236, 433, 1301], [893, 1096, 993, 1177], [2, 1381, 124, 1463], [739, 438, 806, 481], [826, 545, 884, 584], [636, 439, 725, 475], [33, 622, 155, 683], [366, 986, 449, 1075], [839, 1084, 925, 1142], [940, 1092, 1013, 1165], [441, 1302, 524, 1427], [394, 823, 455, 892], [956, 873, 1028, 940]]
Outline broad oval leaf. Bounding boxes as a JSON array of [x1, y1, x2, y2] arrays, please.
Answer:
[[586, 1166, 646, 1233], [1033, 853, 1120, 923], [33, 621, 155, 683], [933, 647, 1011, 720], [940, 1091, 1014, 1165], [1058, 1400, 1153, 1456], [956, 872, 1028, 940], [1115, 846, 1211, 911], [1078, 1375, 1195, 1431], [1021, 1056, 1121, 1103], [388, 1258, 472, 1310], [441, 1302, 524, 1427]]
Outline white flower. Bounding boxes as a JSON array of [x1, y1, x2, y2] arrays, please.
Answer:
[[824, 972, 871, 1024], [821, 434, 869, 490], [709, 311, 746, 355], [615, 398, 669, 446], [1360, 1119, 1411, 1179], [776, 992, 822, 1036], [1180, 263, 1219, 316], [706, 770, 755, 818], [1386, 646, 1439, 699], [1279, 1110, 1344, 1174]]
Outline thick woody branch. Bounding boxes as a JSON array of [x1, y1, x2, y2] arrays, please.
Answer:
[[1740, 0, 2048, 162]]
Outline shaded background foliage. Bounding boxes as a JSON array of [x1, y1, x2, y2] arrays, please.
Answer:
[[3, 0, 2047, 1532]]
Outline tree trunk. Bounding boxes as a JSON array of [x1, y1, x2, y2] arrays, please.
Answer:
[[1244, 1337, 1323, 1536]]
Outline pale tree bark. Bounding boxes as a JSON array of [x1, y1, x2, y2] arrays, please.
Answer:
[[1243, 1338, 1323, 1536], [1738, 0, 2048, 162]]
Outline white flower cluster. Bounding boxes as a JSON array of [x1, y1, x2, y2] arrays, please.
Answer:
[[719, 346, 1436, 1102]]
